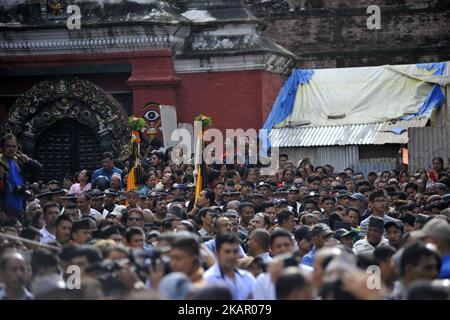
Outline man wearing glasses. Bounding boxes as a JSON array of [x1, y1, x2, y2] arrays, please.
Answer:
[[359, 191, 397, 238], [126, 208, 145, 229]]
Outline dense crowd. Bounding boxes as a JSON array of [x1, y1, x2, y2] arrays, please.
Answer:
[[0, 132, 449, 300]]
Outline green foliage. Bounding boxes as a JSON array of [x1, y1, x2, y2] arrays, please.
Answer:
[[128, 116, 146, 130]]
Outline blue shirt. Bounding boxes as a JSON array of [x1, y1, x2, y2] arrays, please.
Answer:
[[203, 263, 256, 300], [6, 159, 24, 211], [91, 167, 122, 183], [139, 185, 150, 196], [439, 254, 450, 279], [302, 246, 317, 267]]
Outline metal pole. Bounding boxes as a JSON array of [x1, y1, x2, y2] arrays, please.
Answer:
[[0, 232, 61, 252], [445, 84, 449, 124]]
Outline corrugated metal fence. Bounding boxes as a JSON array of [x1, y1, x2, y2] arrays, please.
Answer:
[[353, 158, 398, 177], [408, 126, 450, 173], [280, 146, 358, 172], [316, 146, 359, 173], [279, 147, 317, 168], [280, 146, 398, 175]]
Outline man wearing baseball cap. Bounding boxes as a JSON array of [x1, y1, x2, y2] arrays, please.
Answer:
[[349, 192, 367, 212], [336, 190, 352, 207], [223, 209, 240, 233], [410, 216, 450, 279], [384, 219, 404, 250], [256, 182, 273, 200], [334, 228, 359, 249], [302, 223, 334, 267]]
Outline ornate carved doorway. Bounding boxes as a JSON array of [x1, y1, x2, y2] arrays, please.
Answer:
[[5, 77, 130, 183], [33, 119, 102, 182]]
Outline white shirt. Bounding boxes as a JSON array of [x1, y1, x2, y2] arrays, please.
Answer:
[[203, 263, 256, 300], [253, 263, 313, 300], [253, 272, 275, 300], [99, 208, 110, 219], [79, 208, 103, 220], [258, 252, 273, 265], [353, 237, 389, 255], [40, 226, 56, 244]]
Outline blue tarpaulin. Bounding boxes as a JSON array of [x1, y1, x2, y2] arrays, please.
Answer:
[[261, 62, 448, 154], [260, 69, 314, 154], [401, 62, 447, 120]]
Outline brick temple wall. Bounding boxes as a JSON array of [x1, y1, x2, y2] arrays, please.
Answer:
[[245, 0, 450, 68]]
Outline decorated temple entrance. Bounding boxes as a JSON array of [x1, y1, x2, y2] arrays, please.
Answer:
[[33, 119, 102, 182], [4, 77, 130, 182]]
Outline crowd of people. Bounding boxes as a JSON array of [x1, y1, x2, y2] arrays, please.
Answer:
[[0, 132, 449, 300]]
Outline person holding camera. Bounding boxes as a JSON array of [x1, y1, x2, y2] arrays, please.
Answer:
[[1, 133, 42, 222]]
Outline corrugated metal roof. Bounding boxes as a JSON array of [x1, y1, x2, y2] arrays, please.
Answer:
[[270, 118, 429, 147]]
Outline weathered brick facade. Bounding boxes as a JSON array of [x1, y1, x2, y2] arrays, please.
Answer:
[[245, 0, 450, 68]]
